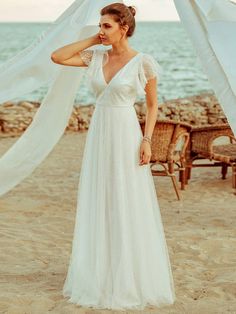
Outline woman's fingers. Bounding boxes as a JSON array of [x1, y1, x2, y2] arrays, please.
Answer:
[[139, 143, 151, 165], [139, 149, 143, 162], [139, 152, 150, 165]]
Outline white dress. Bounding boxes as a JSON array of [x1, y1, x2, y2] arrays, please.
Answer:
[[62, 48, 176, 310]]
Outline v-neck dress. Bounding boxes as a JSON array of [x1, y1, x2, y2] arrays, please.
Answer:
[[62, 48, 176, 311]]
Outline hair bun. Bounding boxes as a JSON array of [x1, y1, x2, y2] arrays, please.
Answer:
[[128, 5, 136, 17]]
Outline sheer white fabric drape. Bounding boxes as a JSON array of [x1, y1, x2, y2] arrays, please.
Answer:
[[2, 0, 235, 197], [174, 0, 236, 136], [0, 0, 123, 197]]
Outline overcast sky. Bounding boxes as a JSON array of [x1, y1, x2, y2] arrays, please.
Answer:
[[0, 0, 180, 22]]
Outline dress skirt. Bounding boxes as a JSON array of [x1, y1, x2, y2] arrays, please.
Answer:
[[62, 103, 176, 310]]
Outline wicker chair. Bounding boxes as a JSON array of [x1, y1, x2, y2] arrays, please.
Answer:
[[139, 119, 192, 200], [185, 124, 236, 194]]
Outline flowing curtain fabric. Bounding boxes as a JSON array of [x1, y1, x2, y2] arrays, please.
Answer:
[[0, 0, 122, 197], [2, 0, 236, 198], [174, 0, 236, 136]]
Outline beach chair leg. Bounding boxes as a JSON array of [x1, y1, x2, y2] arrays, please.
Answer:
[[232, 164, 236, 194], [180, 169, 186, 190], [221, 163, 228, 179], [185, 160, 193, 183], [170, 175, 181, 200], [168, 162, 181, 200], [185, 166, 191, 185]]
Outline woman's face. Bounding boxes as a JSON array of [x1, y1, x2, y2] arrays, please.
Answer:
[[98, 14, 127, 45]]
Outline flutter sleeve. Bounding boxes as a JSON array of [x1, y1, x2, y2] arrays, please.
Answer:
[[79, 49, 94, 66], [78, 49, 98, 83], [136, 53, 163, 97]]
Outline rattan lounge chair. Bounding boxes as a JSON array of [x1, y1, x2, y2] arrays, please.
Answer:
[[185, 124, 236, 194], [139, 119, 192, 200]]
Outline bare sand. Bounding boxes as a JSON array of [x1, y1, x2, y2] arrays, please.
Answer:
[[0, 132, 235, 314]]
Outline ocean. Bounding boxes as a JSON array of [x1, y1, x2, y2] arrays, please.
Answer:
[[0, 21, 212, 105]]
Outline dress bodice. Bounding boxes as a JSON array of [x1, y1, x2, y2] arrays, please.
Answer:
[[80, 48, 162, 108]]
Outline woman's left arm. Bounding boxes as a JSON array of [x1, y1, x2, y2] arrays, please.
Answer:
[[139, 77, 158, 166]]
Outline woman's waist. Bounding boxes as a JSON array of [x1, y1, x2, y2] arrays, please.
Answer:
[[95, 101, 135, 108]]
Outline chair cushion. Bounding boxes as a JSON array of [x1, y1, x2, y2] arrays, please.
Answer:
[[212, 144, 236, 163]]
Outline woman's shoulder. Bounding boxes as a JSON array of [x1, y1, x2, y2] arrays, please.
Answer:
[[140, 52, 161, 66], [80, 47, 106, 56], [79, 48, 106, 67], [138, 52, 163, 81], [140, 52, 159, 64]]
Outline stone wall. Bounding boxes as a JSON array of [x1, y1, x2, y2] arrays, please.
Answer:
[[0, 92, 228, 137], [157, 93, 228, 125]]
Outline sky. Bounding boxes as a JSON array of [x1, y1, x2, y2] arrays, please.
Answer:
[[0, 0, 180, 22]]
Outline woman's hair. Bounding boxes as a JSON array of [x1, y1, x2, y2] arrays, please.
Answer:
[[100, 3, 136, 37]]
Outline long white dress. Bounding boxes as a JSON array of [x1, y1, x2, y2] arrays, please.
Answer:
[[62, 48, 176, 310]]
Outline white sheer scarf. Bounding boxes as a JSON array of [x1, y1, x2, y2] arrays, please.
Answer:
[[0, 0, 122, 197], [174, 0, 236, 136]]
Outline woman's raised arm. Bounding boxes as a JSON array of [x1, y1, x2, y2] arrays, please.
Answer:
[[51, 33, 101, 67]]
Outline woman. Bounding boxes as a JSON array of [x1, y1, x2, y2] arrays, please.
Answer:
[[51, 2, 175, 311]]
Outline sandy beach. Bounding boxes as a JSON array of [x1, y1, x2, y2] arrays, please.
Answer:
[[0, 131, 235, 314]]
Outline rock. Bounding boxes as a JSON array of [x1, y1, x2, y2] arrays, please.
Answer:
[[19, 101, 35, 110], [2, 102, 15, 107], [0, 93, 229, 138]]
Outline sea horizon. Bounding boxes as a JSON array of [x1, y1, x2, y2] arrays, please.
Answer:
[[0, 21, 212, 105]]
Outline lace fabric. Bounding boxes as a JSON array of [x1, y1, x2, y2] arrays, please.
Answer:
[[79, 49, 94, 66], [143, 54, 163, 80], [135, 53, 163, 97], [80, 49, 163, 96]]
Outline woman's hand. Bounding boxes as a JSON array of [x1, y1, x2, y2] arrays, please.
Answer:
[[91, 32, 103, 45], [139, 141, 152, 166]]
